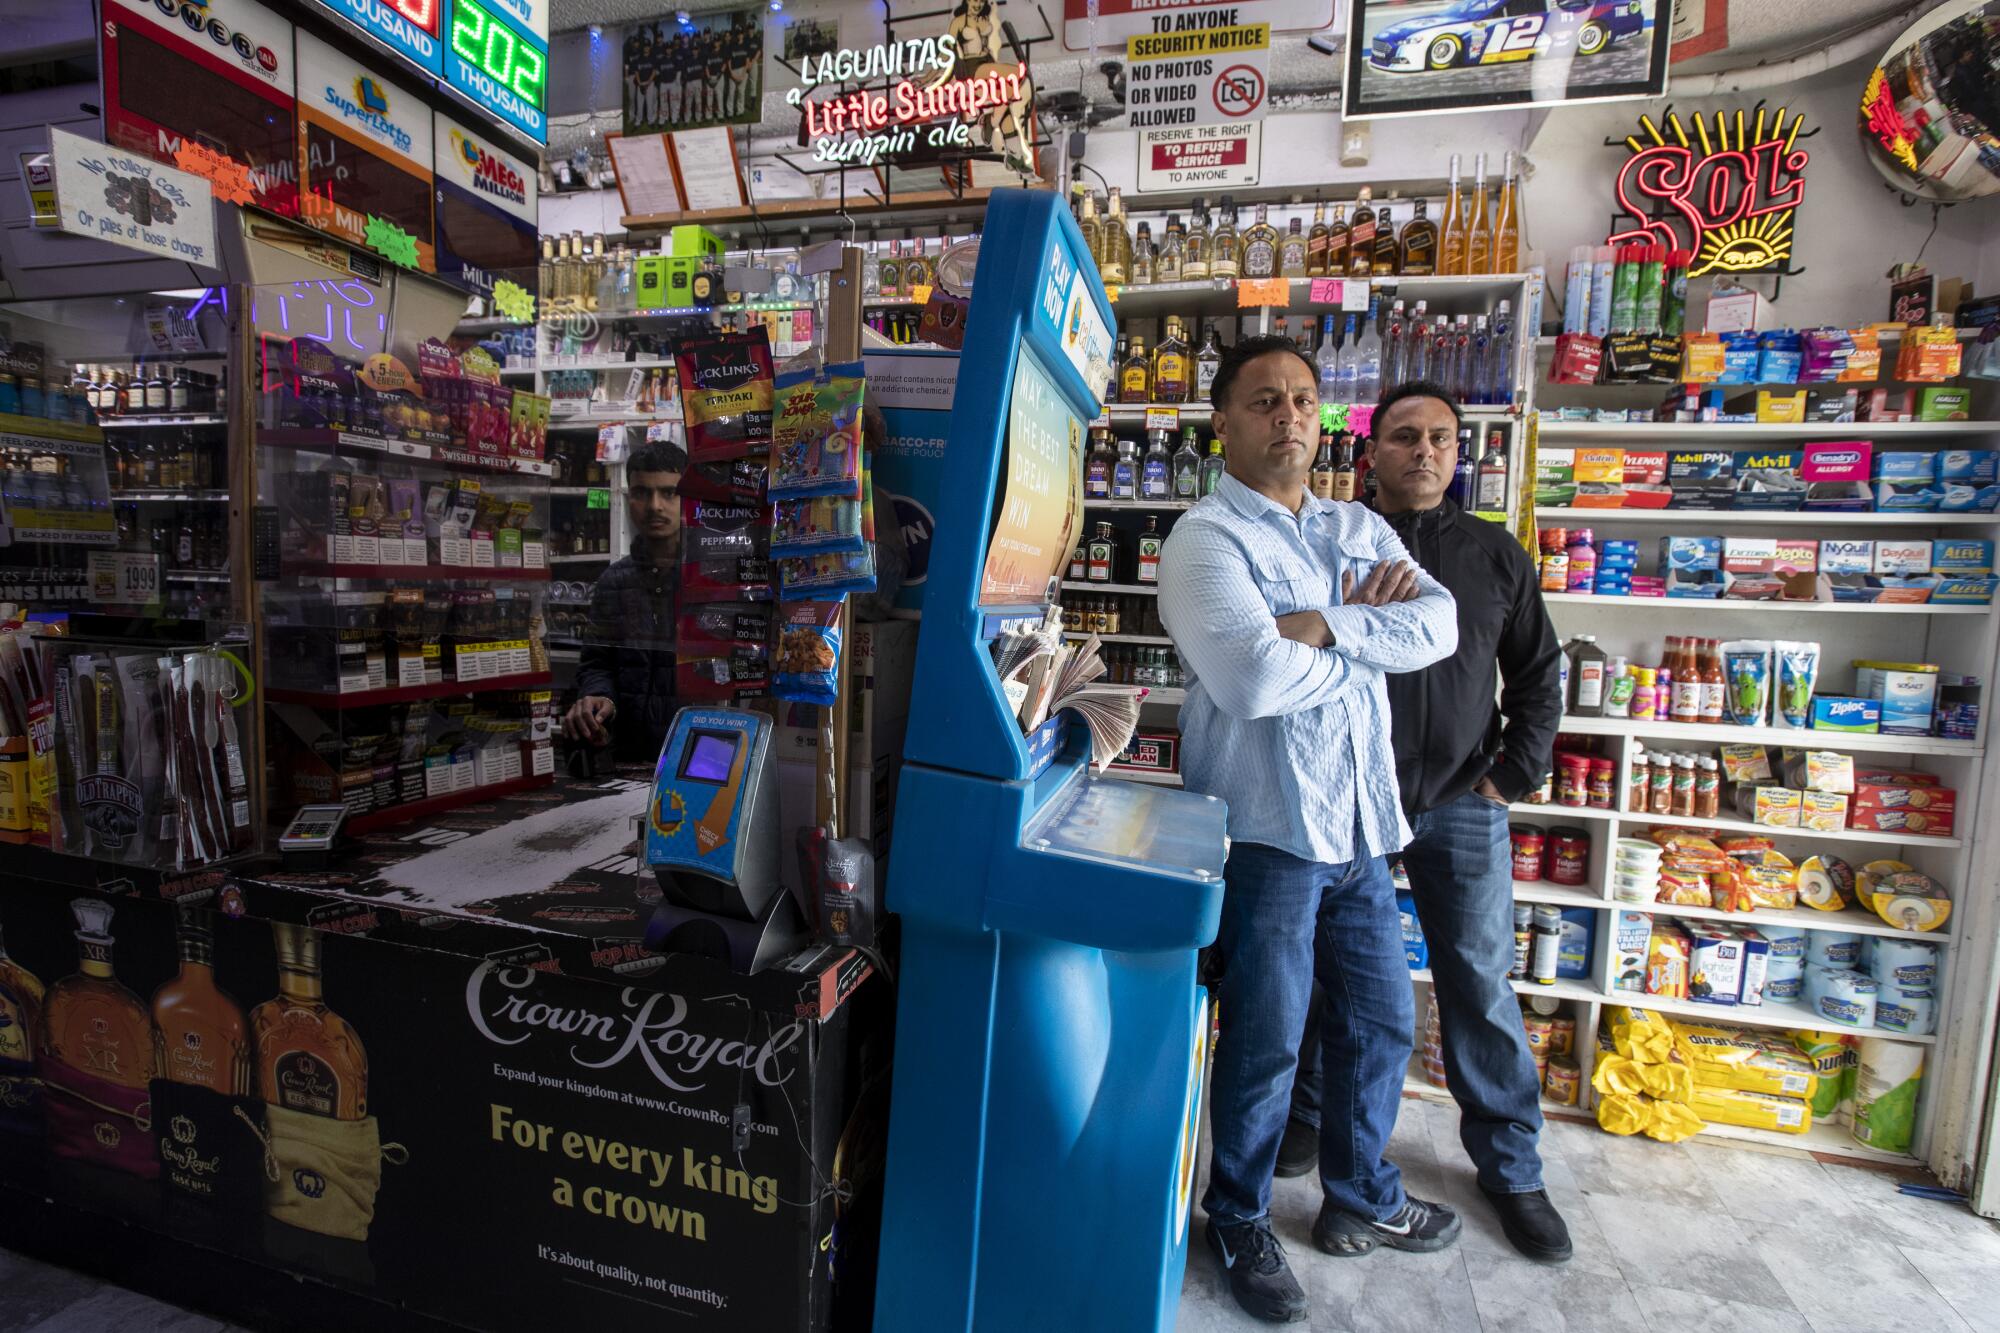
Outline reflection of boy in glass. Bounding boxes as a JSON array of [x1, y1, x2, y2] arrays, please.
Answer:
[[563, 441, 685, 760]]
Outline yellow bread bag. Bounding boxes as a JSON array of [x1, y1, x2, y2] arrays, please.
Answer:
[[1673, 1020, 1820, 1099], [1690, 1084, 1812, 1134]]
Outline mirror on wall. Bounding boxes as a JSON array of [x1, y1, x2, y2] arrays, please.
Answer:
[[1858, 0, 2000, 201]]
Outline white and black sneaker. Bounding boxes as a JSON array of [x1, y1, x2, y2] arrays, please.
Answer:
[[1312, 1195, 1462, 1257], [1204, 1217, 1309, 1324]]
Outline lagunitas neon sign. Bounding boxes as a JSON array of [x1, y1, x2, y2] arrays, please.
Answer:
[[1607, 107, 1811, 278]]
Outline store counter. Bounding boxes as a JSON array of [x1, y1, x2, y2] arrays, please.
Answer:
[[1, 768, 885, 1333]]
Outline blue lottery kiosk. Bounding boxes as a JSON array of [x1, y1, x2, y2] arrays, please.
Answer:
[[873, 189, 1230, 1333]]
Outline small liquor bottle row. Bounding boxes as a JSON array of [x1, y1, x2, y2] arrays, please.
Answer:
[[1074, 151, 1522, 285], [1063, 594, 1166, 637]]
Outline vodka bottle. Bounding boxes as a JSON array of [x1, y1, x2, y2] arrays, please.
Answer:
[[1355, 298, 1383, 405]]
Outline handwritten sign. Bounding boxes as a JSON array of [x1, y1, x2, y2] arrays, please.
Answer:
[[1145, 407, 1178, 432], [1236, 277, 1289, 308], [1308, 278, 1342, 304], [173, 141, 256, 206], [48, 127, 215, 267], [364, 215, 420, 269]]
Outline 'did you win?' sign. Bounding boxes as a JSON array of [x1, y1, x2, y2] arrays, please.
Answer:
[[47, 125, 217, 267]]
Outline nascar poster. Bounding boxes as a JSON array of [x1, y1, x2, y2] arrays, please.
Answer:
[[1343, 0, 1671, 120]]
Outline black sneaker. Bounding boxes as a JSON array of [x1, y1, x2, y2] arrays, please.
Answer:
[[1482, 1186, 1572, 1263], [1204, 1218, 1309, 1324], [1274, 1117, 1318, 1178], [1312, 1195, 1462, 1257]]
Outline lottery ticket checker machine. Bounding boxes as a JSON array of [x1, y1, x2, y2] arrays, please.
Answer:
[[873, 189, 1229, 1333]]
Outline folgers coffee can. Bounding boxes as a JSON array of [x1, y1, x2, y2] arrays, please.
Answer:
[[1544, 1054, 1582, 1106], [1510, 825, 1546, 882], [1548, 826, 1591, 886]]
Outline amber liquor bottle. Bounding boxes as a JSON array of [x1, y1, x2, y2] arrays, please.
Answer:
[[1399, 198, 1440, 276], [251, 924, 368, 1121], [1371, 203, 1399, 277], [1305, 201, 1332, 276], [152, 908, 249, 1096], [40, 898, 157, 1169], [1346, 188, 1377, 278], [0, 923, 45, 1114]]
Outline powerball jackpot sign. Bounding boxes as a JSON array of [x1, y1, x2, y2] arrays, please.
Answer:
[[1126, 21, 1271, 127]]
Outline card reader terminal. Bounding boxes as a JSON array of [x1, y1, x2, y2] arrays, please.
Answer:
[[646, 706, 782, 916]]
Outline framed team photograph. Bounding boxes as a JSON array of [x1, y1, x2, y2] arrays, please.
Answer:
[[1343, 0, 1672, 120], [782, 18, 840, 63], [624, 8, 767, 134]]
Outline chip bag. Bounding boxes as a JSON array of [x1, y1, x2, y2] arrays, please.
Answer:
[[772, 600, 844, 706], [769, 361, 865, 500]]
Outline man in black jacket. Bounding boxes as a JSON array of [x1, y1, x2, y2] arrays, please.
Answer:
[[562, 441, 684, 762], [1279, 380, 1570, 1263]]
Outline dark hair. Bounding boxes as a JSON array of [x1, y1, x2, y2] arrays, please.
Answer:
[[627, 441, 688, 475], [1209, 333, 1317, 411], [1373, 379, 1463, 433]]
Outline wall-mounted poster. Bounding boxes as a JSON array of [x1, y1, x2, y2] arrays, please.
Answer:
[[1343, 0, 1672, 121], [623, 9, 766, 134]]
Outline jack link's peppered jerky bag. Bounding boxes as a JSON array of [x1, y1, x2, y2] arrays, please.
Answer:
[[676, 329, 774, 463]]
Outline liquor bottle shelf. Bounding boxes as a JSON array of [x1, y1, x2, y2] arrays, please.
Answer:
[[1535, 507, 2000, 527], [257, 429, 557, 477], [344, 772, 556, 836], [1061, 580, 1159, 595], [1543, 593, 1991, 616], [1083, 498, 1196, 511], [110, 490, 231, 503], [266, 672, 553, 708], [1064, 631, 1173, 646], [1108, 273, 1529, 318], [546, 552, 614, 564]]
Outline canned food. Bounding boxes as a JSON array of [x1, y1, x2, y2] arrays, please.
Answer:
[[1549, 827, 1591, 886], [1549, 1016, 1576, 1057], [1544, 1054, 1581, 1106], [1509, 825, 1546, 882], [1522, 1014, 1556, 1056]]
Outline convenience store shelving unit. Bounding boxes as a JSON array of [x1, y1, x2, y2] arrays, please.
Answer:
[[1525, 336, 2000, 1166]]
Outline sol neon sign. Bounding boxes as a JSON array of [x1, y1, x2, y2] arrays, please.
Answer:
[[1607, 107, 1811, 278]]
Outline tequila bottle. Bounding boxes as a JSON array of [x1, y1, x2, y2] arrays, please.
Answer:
[[152, 908, 249, 1096], [251, 924, 367, 1121], [1101, 188, 1132, 286], [1156, 215, 1185, 283], [1140, 430, 1172, 500], [1078, 193, 1102, 272], [1194, 323, 1224, 401], [1112, 440, 1139, 500], [1152, 317, 1191, 404], [1084, 427, 1115, 500], [1182, 203, 1211, 281], [1172, 426, 1201, 498], [1121, 336, 1152, 403], [1130, 221, 1156, 286], [1198, 438, 1227, 496], [1209, 199, 1240, 280]]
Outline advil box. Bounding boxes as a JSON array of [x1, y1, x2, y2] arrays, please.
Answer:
[[1733, 451, 1805, 509], [1667, 451, 1735, 509]]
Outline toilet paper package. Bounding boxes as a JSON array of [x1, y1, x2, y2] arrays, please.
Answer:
[[1852, 1037, 1924, 1154], [1875, 989, 1937, 1037], [1805, 965, 1879, 1027], [1868, 938, 1939, 992], [1793, 1030, 1858, 1120], [1806, 929, 1862, 969]]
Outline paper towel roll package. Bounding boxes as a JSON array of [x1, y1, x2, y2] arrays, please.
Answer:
[[1805, 964, 1879, 1028], [1875, 989, 1937, 1037], [1806, 929, 1863, 969], [1868, 938, 1939, 991], [1852, 1038, 1924, 1154]]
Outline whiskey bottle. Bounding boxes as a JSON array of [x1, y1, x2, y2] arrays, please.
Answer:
[[1131, 221, 1156, 286], [1334, 433, 1358, 502], [1183, 203, 1211, 281], [1490, 150, 1520, 276], [1101, 188, 1132, 286], [1209, 200, 1241, 280], [1240, 204, 1279, 280], [1121, 336, 1152, 403], [1194, 322, 1225, 401], [152, 908, 249, 1096], [40, 898, 156, 1168], [1327, 205, 1351, 279], [1347, 188, 1377, 279], [1311, 434, 1336, 499], [1399, 197, 1439, 276], [251, 924, 367, 1121], [1156, 215, 1185, 283], [1439, 154, 1468, 276], [1279, 215, 1309, 278], [1136, 514, 1165, 584], [1466, 153, 1493, 276], [1371, 203, 1399, 277], [1153, 317, 1191, 404], [0, 922, 45, 1105], [1305, 202, 1332, 276]]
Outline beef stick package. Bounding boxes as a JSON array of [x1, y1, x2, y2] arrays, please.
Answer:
[[681, 497, 772, 601], [676, 329, 774, 462]]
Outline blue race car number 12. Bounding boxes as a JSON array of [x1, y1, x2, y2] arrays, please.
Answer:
[[1487, 14, 1546, 55]]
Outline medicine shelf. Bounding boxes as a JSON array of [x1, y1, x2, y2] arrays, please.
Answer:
[[1542, 593, 1992, 616], [266, 672, 553, 708], [1551, 715, 1982, 757], [1535, 508, 2000, 527], [1538, 420, 1997, 441]]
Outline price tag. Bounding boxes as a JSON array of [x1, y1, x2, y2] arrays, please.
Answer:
[[364, 215, 420, 269], [173, 141, 255, 206], [522, 540, 546, 570], [1145, 408, 1179, 432], [86, 552, 160, 605], [425, 758, 453, 797], [530, 743, 554, 776], [1104, 284, 1120, 304], [586, 488, 610, 509], [492, 280, 536, 324], [1237, 278, 1289, 308], [1347, 404, 1376, 437], [471, 539, 496, 568], [495, 530, 523, 568], [350, 534, 380, 565], [1308, 278, 1343, 305], [451, 758, 476, 792], [1342, 280, 1371, 313], [910, 284, 934, 305], [397, 652, 426, 688]]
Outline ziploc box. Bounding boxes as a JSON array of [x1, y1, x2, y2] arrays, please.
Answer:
[[1667, 451, 1735, 508], [1687, 926, 1746, 1005], [1811, 696, 1881, 732], [1853, 660, 1940, 735], [1801, 441, 1872, 510], [1612, 911, 1652, 994], [1733, 451, 1805, 509]]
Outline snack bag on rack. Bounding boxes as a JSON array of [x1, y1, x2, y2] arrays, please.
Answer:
[[677, 330, 775, 462], [769, 361, 865, 500], [772, 601, 845, 706]]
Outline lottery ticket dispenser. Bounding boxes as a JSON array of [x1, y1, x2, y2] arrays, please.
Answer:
[[875, 189, 1227, 1333], [645, 705, 782, 918]]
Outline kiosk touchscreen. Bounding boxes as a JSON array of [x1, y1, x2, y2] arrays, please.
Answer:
[[873, 190, 1228, 1333]]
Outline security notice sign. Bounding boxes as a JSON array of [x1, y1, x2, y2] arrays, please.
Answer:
[[1125, 22, 1270, 128], [1137, 123, 1261, 191], [1065, 0, 1328, 50]]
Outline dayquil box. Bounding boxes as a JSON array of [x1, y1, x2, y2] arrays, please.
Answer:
[[1875, 540, 1934, 575]]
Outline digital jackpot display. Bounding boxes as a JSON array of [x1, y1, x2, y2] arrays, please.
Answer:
[[295, 28, 438, 270], [443, 0, 548, 144], [312, 0, 446, 77], [99, 0, 301, 217], [433, 108, 537, 293]]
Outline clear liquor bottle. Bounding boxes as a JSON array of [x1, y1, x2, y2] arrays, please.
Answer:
[[1334, 314, 1361, 403], [1172, 426, 1201, 498], [1198, 438, 1226, 496], [1156, 215, 1185, 282], [250, 924, 367, 1121], [1101, 188, 1132, 286], [1131, 221, 1156, 286], [1383, 299, 1408, 388], [1194, 322, 1224, 401], [1209, 199, 1241, 280], [1183, 203, 1211, 281], [1140, 430, 1171, 500], [1314, 314, 1341, 402], [1355, 298, 1384, 404]]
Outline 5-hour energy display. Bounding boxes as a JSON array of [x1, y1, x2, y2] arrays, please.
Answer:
[[446, 0, 547, 143]]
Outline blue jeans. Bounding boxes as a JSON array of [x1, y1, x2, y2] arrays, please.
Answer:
[[1202, 839, 1412, 1226], [1291, 791, 1546, 1194]]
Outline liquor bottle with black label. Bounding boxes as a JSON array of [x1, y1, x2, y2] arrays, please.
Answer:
[[1084, 426, 1115, 499], [1194, 323, 1224, 401], [252, 924, 366, 1121], [1371, 204, 1399, 277], [1136, 515, 1164, 584], [1311, 434, 1336, 499], [1399, 197, 1439, 276], [1326, 204, 1350, 279], [1346, 189, 1377, 278], [1305, 201, 1331, 276], [1086, 521, 1117, 582]]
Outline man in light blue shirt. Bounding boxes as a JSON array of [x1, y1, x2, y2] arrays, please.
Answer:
[[1158, 334, 1460, 1324]]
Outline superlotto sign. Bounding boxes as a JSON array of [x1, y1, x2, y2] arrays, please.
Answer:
[[313, 0, 549, 144], [296, 27, 439, 270]]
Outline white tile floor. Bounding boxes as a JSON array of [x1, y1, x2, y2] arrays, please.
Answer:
[[1176, 1101, 2000, 1333], [5, 1100, 1997, 1333]]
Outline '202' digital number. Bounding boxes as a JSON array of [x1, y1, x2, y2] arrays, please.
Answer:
[[451, 0, 545, 106]]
